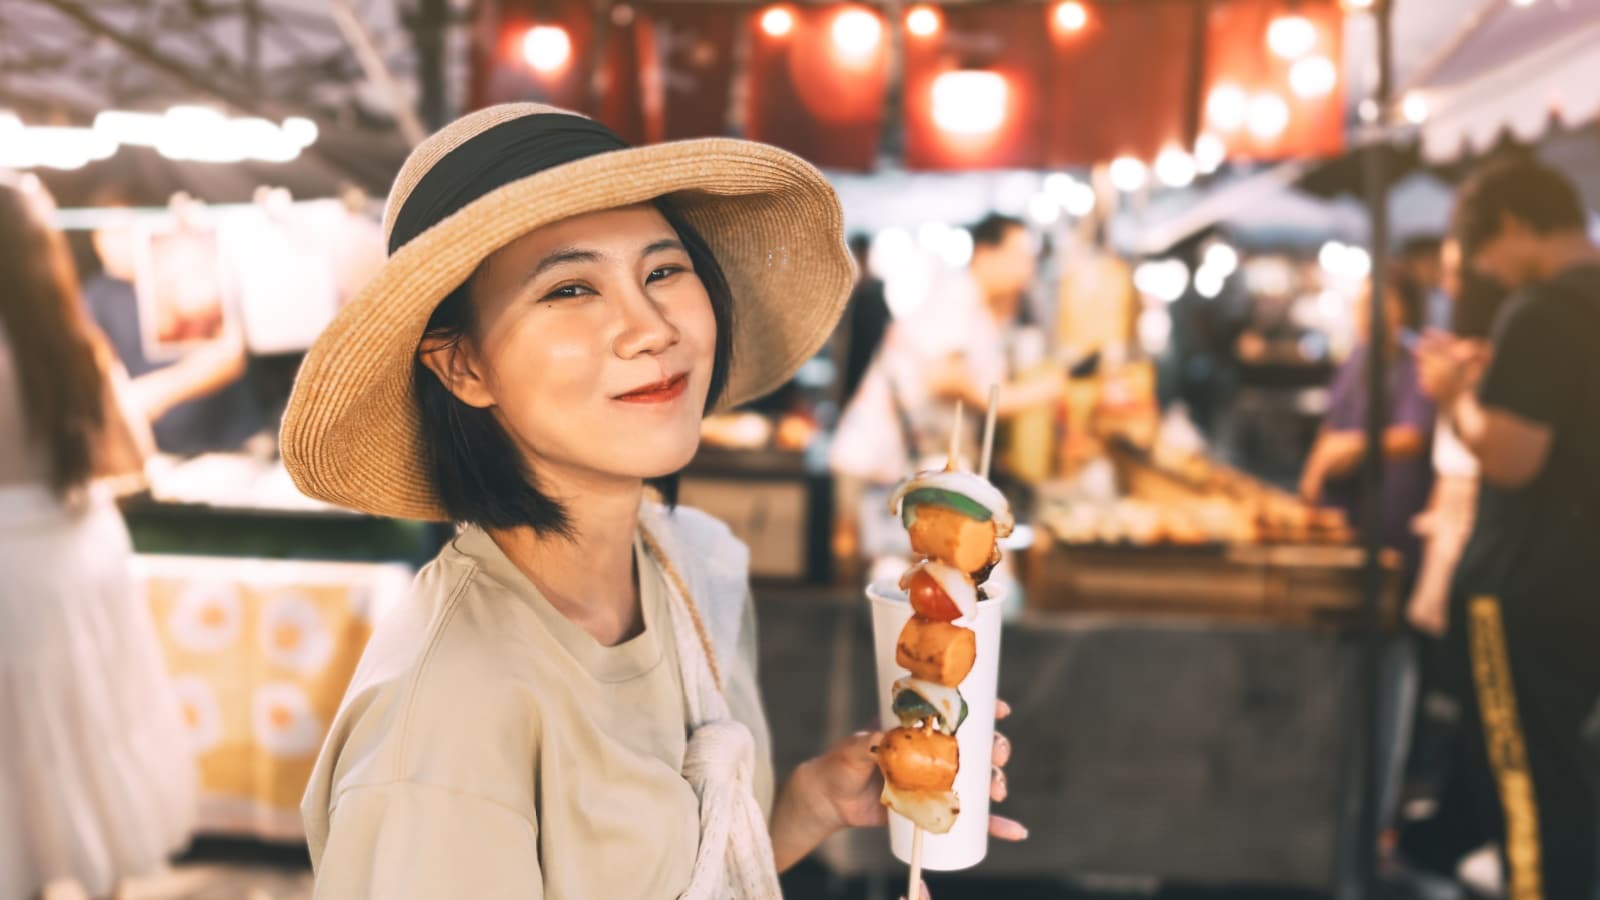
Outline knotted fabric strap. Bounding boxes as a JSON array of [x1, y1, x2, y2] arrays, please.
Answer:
[[640, 526, 783, 900]]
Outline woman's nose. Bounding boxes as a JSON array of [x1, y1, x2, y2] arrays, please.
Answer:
[[612, 282, 679, 359]]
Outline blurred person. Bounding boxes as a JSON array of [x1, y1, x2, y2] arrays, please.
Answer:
[[1419, 156, 1600, 899], [1394, 240, 1511, 885], [1300, 276, 1435, 850], [83, 202, 262, 456], [1299, 276, 1434, 580], [1407, 239, 1508, 636], [1399, 235, 1450, 332], [827, 234, 892, 574], [831, 213, 1064, 485], [0, 175, 196, 899], [833, 232, 891, 409]]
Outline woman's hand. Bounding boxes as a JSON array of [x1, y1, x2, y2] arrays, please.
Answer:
[[770, 700, 1027, 872]]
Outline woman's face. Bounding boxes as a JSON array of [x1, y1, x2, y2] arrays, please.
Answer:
[[426, 204, 717, 492]]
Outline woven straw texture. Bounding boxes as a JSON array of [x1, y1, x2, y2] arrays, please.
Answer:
[[280, 104, 853, 521]]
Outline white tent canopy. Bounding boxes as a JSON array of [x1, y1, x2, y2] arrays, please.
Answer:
[[1399, 0, 1600, 162]]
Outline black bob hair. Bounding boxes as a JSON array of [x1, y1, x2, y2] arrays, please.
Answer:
[[412, 201, 735, 537]]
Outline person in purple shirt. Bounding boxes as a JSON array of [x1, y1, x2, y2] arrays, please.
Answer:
[[1300, 276, 1435, 579]]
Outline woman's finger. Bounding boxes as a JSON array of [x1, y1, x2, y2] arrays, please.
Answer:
[[991, 730, 1011, 768], [990, 764, 1007, 803], [988, 815, 1029, 841], [996, 699, 1012, 720]]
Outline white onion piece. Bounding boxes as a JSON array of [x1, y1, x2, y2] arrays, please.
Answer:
[[888, 469, 1015, 537], [881, 781, 960, 834]]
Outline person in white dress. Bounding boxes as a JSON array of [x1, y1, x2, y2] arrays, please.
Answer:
[[0, 174, 197, 899]]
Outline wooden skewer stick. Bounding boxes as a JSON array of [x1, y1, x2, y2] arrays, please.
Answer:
[[979, 384, 999, 479], [907, 826, 925, 900], [908, 396, 987, 893], [946, 399, 964, 471]]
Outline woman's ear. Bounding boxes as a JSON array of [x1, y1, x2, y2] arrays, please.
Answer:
[[419, 337, 495, 409]]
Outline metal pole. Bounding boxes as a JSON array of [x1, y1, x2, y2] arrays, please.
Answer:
[[245, 0, 263, 98], [1356, 0, 1395, 895], [411, 0, 452, 131]]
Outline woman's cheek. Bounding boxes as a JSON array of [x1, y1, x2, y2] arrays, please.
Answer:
[[671, 288, 718, 361]]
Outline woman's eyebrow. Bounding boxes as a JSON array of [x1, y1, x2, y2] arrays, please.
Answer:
[[640, 238, 685, 258], [524, 247, 601, 283]]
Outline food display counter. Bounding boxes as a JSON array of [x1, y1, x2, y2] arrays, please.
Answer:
[[680, 436, 832, 585], [120, 453, 431, 842], [122, 453, 446, 565], [135, 553, 411, 841]]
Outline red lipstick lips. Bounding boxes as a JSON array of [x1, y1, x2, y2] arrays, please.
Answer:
[[615, 372, 689, 404]]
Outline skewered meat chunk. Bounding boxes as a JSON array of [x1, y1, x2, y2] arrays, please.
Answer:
[[895, 615, 977, 686], [878, 724, 960, 792], [905, 503, 999, 575]]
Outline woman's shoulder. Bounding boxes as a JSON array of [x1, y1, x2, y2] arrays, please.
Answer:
[[312, 549, 547, 805]]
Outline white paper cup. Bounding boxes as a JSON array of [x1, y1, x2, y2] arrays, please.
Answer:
[[867, 578, 1004, 872]]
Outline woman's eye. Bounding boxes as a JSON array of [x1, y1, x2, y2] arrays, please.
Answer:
[[647, 265, 685, 283], [541, 283, 591, 301]]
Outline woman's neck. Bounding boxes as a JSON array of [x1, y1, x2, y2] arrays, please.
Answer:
[[487, 469, 647, 647]]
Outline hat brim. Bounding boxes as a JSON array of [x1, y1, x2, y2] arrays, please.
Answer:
[[281, 138, 853, 521]]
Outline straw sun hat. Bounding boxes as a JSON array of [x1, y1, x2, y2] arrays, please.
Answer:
[[280, 103, 854, 521]]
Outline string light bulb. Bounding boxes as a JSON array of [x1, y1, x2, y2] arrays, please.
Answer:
[[906, 5, 941, 37], [522, 25, 572, 73], [1054, 1, 1089, 32], [1402, 92, 1429, 124], [1266, 15, 1317, 60], [1290, 56, 1338, 98], [1154, 146, 1197, 188], [1194, 132, 1226, 174], [932, 71, 1007, 135], [831, 8, 882, 60], [1109, 156, 1148, 192], [1247, 92, 1290, 140], [760, 7, 795, 37], [1206, 84, 1248, 132]]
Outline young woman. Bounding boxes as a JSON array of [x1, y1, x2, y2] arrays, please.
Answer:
[[284, 104, 1024, 898], [0, 175, 196, 899]]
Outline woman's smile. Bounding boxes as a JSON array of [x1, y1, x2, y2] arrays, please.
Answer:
[[613, 371, 689, 405]]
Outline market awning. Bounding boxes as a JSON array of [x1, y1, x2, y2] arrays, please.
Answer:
[[1405, 0, 1600, 162]]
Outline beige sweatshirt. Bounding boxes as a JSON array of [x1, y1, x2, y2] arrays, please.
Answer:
[[301, 506, 774, 899]]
